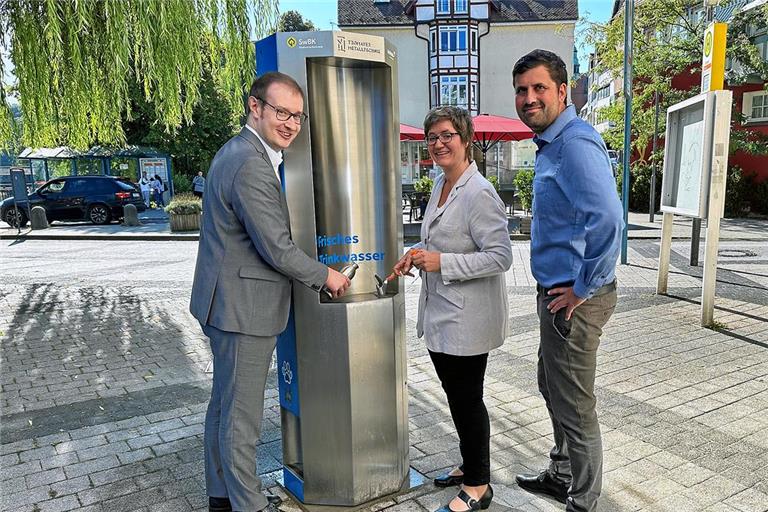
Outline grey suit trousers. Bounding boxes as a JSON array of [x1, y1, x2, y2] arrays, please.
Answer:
[[536, 281, 617, 512], [203, 324, 276, 512]]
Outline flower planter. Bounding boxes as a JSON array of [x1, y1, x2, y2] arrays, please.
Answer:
[[169, 212, 201, 232]]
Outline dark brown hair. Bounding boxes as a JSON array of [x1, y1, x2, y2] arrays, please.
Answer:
[[512, 49, 568, 88]]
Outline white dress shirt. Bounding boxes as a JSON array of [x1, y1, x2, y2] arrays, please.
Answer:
[[245, 124, 282, 182]]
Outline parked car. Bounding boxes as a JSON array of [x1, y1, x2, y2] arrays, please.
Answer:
[[607, 150, 620, 176], [1, 175, 146, 228]]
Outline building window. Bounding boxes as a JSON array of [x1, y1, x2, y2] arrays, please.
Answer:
[[439, 26, 467, 53], [745, 91, 768, 122], [436, 0, 450, 14], [431, 31, 437, 52], [471, 31, 477, 52], [755, 36, 768, 63], [440, 76, 468, 108], [592, 85, 610, 102], [455, 0, 468, 13]]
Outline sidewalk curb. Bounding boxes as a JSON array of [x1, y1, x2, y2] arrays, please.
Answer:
[[0, 232, 199, 241], [4, 232, 767, 242]]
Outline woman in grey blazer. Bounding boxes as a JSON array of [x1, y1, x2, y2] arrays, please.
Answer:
[[393, 106, 512, 512]]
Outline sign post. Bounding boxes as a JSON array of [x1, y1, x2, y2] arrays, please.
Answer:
[[701, 22, 727, 93], [700, 91, 731, 326], [9, 168, 31, 234], [690, 22, 728, 265], [655, 90, 732, 326], [657, 20, 730, 327]]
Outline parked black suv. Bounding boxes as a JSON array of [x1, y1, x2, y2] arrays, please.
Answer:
[[1, 175, 147, 227]]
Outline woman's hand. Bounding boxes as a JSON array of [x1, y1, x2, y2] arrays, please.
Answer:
[[411, 250, 441, 273], [392, 249, 418, 278]]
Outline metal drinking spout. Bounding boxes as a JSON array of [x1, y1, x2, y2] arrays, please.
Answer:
[[374, 272, 396, 297], [322, 263, 359, 299]]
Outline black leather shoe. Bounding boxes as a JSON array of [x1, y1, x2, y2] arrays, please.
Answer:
[[434, 471, 464, 487], [434, 485, 493, 512], [516, 471, 568, 503], [265, 493, 283, 507], [209, 494, 282, 511], [209, 496, 232, 512]]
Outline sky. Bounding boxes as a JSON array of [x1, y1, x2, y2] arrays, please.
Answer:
[[278, 0, 616, 72]]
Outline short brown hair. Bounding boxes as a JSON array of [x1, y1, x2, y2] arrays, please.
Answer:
[[423, 106, 474, 161], [246, 72, 304, 112]]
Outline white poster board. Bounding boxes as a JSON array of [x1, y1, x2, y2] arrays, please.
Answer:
[[660, 92, 715, 219], [139, 158, 168, 184]]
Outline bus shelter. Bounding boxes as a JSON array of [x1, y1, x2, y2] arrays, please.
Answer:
[[17, 145, 174, 197]]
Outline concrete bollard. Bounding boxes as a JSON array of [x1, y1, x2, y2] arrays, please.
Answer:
[[30, 206, 49, 230], [123, 204, 141, 226]]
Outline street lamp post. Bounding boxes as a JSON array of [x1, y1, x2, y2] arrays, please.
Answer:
[[650, 89, 660, 223], [620, 0, 634, 264]]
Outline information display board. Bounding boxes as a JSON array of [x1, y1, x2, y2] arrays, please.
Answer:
[[139, 158, 168, 184], [660, 92, 716, 218]]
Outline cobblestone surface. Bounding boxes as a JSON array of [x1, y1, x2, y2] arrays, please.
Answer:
[[1, 239, 766, 512]]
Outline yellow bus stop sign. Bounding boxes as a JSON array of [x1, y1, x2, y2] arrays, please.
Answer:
[[701, 22, 727, 92]]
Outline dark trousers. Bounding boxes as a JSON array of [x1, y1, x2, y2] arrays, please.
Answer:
[[429, 350, 490, 486], [536, 281, 617, 512]]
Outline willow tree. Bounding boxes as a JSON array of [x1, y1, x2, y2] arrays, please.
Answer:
[[0, 0, 278, 150]]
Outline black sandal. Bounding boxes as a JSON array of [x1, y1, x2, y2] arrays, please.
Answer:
[[434, 485, 493, 512], [434, 469, 464, 487]]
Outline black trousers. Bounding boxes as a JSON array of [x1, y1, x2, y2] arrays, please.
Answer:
[[429, 350, 490, 486]]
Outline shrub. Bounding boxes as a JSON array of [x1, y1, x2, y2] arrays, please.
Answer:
[[724, 165, 751, 217], [747, 176, 768, 214], [164, 193, 202, 215], [513, 169, 534, 212], [414, 176, 433, 194], [615, 162, 662, 212], [173, 173, 192, 194], [486, 175, 500, 191]]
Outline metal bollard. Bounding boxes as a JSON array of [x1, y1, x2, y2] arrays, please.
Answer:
[[123, 204, 141, 226], [30, 206, 49, 230]]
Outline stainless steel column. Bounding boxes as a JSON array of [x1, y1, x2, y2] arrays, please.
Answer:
[[262, 31, 409, 507]]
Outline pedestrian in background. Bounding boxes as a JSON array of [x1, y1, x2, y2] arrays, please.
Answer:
[[152, 174, 165, 208], [193, 171, 206, 199], [139, 171, 151, 207], [512, 49, 623, 512], [392, 106, 512, 512]]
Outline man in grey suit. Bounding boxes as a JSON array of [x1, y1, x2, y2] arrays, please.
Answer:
[[190, 72, 350, 512]]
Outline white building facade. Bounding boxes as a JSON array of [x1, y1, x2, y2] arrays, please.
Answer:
[[339, 0, 578, 185]]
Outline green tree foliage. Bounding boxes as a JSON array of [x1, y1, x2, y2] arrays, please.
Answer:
[[586, 0, 706, 161], [122, 63, 237, 178], [277, 10, 317, 32], [585, 0, 768, 212], [0, 0, 278, 150], [513, 169, 534, 212]]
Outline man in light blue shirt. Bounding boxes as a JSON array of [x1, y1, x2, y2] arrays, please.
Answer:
[[512, 49, 623, 512]]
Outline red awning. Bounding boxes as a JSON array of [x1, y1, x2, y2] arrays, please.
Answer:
[[472, 113, 533, 152], [400, 123, 424, 141]]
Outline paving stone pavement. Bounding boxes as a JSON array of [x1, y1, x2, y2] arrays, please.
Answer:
[[1, 239, 767, 512]]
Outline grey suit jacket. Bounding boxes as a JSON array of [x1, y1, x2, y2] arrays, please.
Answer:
[[190, 127, 327, 337], [415, 162, 512, 356]]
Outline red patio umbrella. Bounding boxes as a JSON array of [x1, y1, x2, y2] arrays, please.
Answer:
[[472, 113, 534, 175], [399, 123, 424, 141]]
